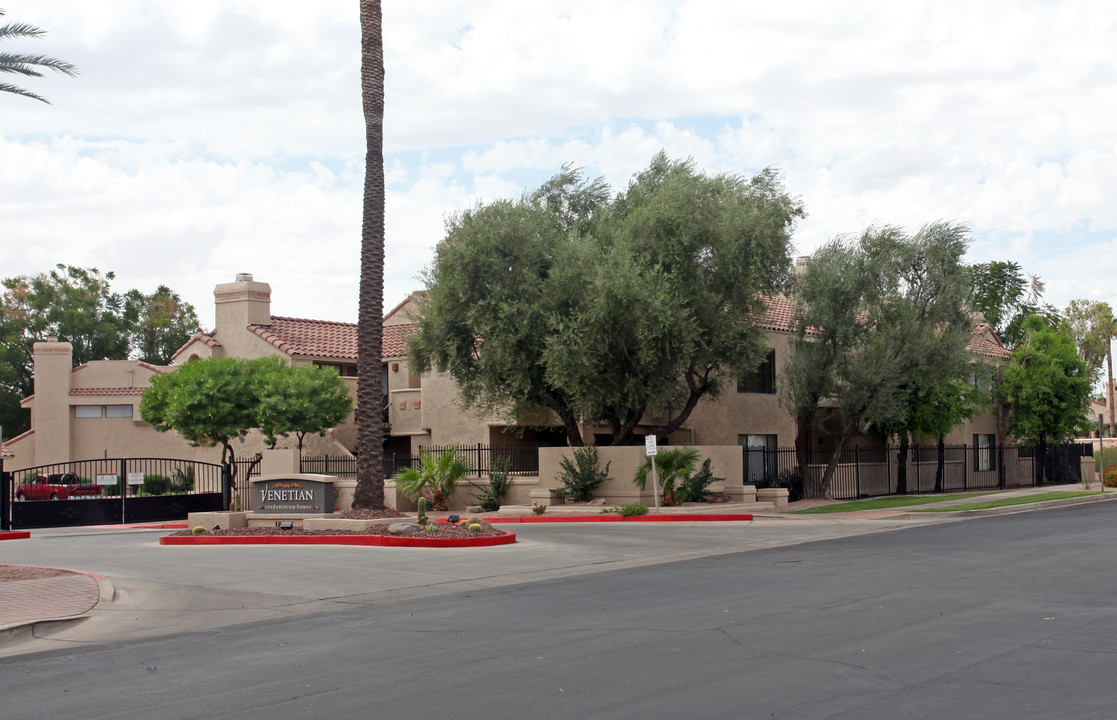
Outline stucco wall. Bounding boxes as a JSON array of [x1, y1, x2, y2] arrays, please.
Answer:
[[538, 445, 744, 506]]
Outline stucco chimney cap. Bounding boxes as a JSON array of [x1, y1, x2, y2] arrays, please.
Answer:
[[236, 273, 254, 282]]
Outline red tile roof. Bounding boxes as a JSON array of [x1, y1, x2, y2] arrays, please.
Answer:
[[1, 442, 12, 458], [171, 331, 221, 360], [69, 388, 146, 397], [248, 317, 416, 361], [967, 324, 1012, 358]]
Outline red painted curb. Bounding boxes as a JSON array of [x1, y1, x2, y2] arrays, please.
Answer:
[[479, 513, 753, 524], [0, 531, 32, 541], [159, 532, 516, 547]]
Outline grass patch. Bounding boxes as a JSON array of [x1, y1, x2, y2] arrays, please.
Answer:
[[912, 491, 1102, 512], [789, 493, 999, 514]]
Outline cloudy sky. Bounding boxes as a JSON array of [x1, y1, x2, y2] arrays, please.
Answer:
[[3, 0, 1115, 328]]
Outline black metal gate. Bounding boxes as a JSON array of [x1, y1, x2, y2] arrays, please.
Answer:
[[5, 458, 225, 530]]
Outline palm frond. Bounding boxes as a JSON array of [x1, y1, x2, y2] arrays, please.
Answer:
[[0, 80, 45, 103], [0, 52, 79, 76]]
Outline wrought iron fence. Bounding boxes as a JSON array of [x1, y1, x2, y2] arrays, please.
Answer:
[[4, 457, 225, 529], [302, 445, 542, 480], [745, 443, 1090, 500]]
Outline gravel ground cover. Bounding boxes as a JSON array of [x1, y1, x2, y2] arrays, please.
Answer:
[[0, 566, 73, 582]]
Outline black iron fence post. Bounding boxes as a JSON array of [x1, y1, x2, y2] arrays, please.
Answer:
[[1, 465, 10, 531], [120, 457, 128, 524], [963, 444, 968, 491]]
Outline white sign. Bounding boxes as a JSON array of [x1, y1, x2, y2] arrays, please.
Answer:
[[96, 473, 118, 486], [127, 472, 145, 485], [645, 435, 657, 456]]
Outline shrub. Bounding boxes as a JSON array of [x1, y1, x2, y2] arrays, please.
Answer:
[[394, 446, 470, 511], [192, 525, 206, 535], [676, 458, 723, 503], [634, 446, 700, 506], [142, 474, 171, 496], [618, 502, 648, 517], [532, 504, 547, 515], [471, 455, 515, 511], [1104, 466, 1117, 488], [99, 483, 121, 497], [755, 470, 805, 502], [468, 523, 482, 533], [554, 445, 610, 502]]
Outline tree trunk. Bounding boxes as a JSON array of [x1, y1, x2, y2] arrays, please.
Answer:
[[817, 425, 858, 499], [794, 420, 813, 496], [353, 0, 387, 509]]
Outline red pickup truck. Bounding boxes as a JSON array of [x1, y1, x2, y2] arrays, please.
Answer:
[[16, 473, 103, 501]]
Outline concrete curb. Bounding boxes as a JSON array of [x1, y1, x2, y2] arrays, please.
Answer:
[[0, 567, 115, 644], [897, 491, 1117, 520]]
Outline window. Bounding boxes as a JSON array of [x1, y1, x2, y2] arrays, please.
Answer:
[[974, 434, 996, 472], [738, 349, 776, 394], [105, 405, 133, 418], [739, 434, 778, 484], [75, 406, 102, 418]]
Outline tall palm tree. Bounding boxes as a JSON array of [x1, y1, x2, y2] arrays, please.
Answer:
[[1, 9, 78, 103], [352, 0, 386, 509]]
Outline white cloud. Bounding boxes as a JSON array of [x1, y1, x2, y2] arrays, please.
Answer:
[[2, 0, 1116, 329]]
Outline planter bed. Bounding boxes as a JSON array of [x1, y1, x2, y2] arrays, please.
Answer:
[[477, 513, 754, 523]]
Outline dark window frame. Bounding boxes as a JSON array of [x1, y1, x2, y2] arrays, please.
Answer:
[[738, 349, 776, 394]]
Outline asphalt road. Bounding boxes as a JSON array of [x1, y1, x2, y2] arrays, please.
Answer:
[[4, 505, 1117, 719]]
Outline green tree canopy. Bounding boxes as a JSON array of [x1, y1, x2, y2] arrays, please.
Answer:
[[1061, 299, 1114, 386], [256, 359, 354, 452], [997, 315, 1092, 460], [781, 222, 975, 498], [410, 153, 803, 446], [969, 260, 1058, 348], [0, 8, 78, 103], [140, 357, 267, 471], [0, 266, 201, 440], [125, 285, 203, 366], [140, 356, 354, 470]]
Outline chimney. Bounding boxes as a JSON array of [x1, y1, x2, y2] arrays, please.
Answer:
[[792, 256, 810, 277], [32, 338, 74, 465], [214, 273, 272, 330]]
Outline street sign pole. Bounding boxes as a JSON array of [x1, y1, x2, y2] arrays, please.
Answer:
[[645, 435, 659, 511]]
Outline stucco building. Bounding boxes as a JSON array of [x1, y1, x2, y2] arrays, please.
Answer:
[[6, 273, 1012, 492]]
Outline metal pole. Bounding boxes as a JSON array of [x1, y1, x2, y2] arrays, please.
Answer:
[[120, 458, 127, 524], [651, 460, 660, 511]]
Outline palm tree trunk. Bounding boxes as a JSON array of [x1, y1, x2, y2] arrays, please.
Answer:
[[1107, 342, 1115, 438], [353, 0, 386, 509]]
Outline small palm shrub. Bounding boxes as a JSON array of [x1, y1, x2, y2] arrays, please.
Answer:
[[634, 446, 700, 506], [395, 446, 471, 510], [554, 445, 610, 502], [676, 458, 723, 503]]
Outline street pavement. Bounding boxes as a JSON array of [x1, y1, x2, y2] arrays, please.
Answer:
[[1, 484, 1113, 657]]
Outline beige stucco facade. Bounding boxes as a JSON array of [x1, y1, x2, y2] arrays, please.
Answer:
[[7, 272, 1015, 500]]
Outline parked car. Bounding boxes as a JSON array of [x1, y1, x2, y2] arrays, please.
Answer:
[[15, 473, 103, 501]]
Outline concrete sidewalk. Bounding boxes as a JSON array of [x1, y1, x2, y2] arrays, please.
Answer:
[[0, 483, 1112, 654]]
